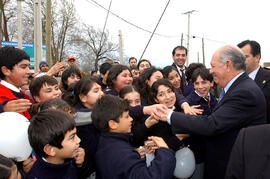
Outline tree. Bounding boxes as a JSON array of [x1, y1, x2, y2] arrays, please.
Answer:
[[71, 23, 119, 71], [0, 0, 16, 41]]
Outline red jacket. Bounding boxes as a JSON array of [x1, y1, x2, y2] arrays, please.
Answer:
[[0, 83, 33, 119]]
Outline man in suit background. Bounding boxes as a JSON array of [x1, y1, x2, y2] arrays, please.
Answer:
[[225, 124, 270, 179], [156, 45, 266, 179], [172, 46, 188, 92], [237, 40, 270, 123]]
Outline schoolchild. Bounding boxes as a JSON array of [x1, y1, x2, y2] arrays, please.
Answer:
[[92, 95, 176, 179], [119, 85, 158, 147], [98, 62, 112, 91], [0, 154, 21, 179], [148, 79, 189, 151], [185, 68, 217, 179], [71, 77, 104, 177], [29, 75, 62, 103], [186, 68, 217, 115], [105, 64, 133, 96], [26, 110, 85, 179], [61, 67, 81, 92], [0, 46, 33, 118]]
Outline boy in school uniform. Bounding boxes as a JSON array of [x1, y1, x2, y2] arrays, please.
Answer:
[[92, 95, 176, 179], [185, 67, 217, 179], [29, 75, 62, 103], [0, 46, 33, 118], [26, 110, 85, 179], [186, 68, 217, 115]]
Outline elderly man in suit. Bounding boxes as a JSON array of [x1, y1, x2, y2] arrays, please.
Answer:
[[156, 45, 266, 179], [237, 40, 270, 123]]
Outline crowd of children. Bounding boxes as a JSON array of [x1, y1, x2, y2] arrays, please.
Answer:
[[0, 46, 218, 179]]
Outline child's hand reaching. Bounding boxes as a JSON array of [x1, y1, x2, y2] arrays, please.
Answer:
[[135, 147, 146, 159], [148, 136, 169, 149], [74, 147, 85, 167], [145, 114, 159, 128]]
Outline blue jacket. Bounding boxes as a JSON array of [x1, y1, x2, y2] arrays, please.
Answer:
[[95, 132, 176, 179], [74, 103, 100, 177], [186, 90, 217, 116], [185, 90, 217, 164], [25, 155, 78, 179]]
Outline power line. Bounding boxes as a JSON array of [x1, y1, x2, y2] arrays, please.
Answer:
[[99, 0, 112, 51], [84, 0, 228, 44], [85, 0, 177, 38], [140, 0, 171, 60]]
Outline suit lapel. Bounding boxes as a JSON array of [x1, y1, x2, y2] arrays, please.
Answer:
[[213, 72, 248, 111], [254, 67, 266, 89]]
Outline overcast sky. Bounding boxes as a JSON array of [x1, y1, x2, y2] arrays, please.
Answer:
[[76, 0, 270, 68]]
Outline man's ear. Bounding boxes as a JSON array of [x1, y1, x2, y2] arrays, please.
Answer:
[[44, 144, 56, 157], [108, 120, 118, 130], [226, 60, 233, 71], [1, 66, 11, 77], [154, 98, 159, 104]]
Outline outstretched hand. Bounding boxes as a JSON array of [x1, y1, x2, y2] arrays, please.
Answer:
[[3, 99, 32, 113]]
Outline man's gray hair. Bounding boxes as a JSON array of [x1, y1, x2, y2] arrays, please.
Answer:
[[219, 45, 246, 71]]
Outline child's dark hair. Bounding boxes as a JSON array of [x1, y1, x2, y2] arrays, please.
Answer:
[[162, 66, 178, 78], [191, 68, 213, 83], [29, 75, 59, 98], [92, 95, 129, 132], [106, 64, 131, 89], [135, 66, 163, 100], [61, 67, 82, 90], [62, 82, 77, 106], [29, 98, 75, 116], [137, 59, 151, 69], [185, 63, 206, 81], [99, 62, 112, 75], [28, 109, 75, 158], [0, 154, 14, 179], [73, 77, 101, 106], [148, 78, 174, 105], [119, 85, 139, 99], [0, 46, 30, 79]]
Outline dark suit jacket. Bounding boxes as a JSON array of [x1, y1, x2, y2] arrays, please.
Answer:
[[255, 67, 270, 123], [225, 124, 270, 179], [170, 72, 266, 179], [172, 63, 186, 93]]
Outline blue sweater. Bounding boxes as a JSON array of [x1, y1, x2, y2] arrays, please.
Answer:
[[95, 132, 176, 179], [74, 103, 100, 177], [25, 155, 78, 179], [185, 90, 217, 163]]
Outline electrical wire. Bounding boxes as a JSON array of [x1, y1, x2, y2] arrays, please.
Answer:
[[139, 0, 171, 60]]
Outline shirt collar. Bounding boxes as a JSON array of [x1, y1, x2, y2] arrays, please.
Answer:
[[194, 90, 210, 102], [223, 71, 244, 93], [174, 64, 185, 76], [0, 80, 20, 93], [248, 66, 260, 80]]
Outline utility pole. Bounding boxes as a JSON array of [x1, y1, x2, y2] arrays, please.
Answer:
[[180, 33, 183, 46], [46, 0, 52, 67], [17, 0, 23, 49], [34, 0, 42, 73], [118, 30, 124, 65], [183, 10, 197, 65], [202, 37, 205, 65]]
